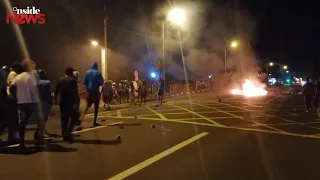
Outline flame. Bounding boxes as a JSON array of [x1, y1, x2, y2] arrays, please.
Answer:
[[231, 79, 268, 97]]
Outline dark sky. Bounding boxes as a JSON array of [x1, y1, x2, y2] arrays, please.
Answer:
[[1, 0, 319, 81]]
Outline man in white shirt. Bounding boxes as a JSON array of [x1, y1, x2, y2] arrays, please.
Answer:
[[11, 60, 42, 150]]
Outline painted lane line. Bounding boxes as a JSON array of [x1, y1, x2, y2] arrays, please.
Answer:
[[168, 104, 224, 127], [73, 125, 108, 134], [146, 106, 168, 120], [266, 95, 283, 103], [265, 114, 295, 123], [107, 132, 209, 180], [192, 103, 243, 119], [6, 137, 53, 148], [241, 102, 262, 108], [193, 102, 287, 133], [137, 116, 320, 140], [117, 110, 123, 117], [250, 122, 303, 126]]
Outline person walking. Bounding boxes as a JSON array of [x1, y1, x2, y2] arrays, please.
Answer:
[[139, 80, 148, 106], [80, 62, 104, 127], [36, 70, 53, 137], [101, 81, 113, 109], [302, 77, 314, 112], [54, 67, 80, 142], [10, 60, 43, 150]]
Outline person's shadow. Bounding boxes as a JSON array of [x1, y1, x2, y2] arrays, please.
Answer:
[[0, 143, 78, 155], [73, 139, 122, 145]]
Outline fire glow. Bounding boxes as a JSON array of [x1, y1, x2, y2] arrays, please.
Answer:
[[231, 79, 268, 97]]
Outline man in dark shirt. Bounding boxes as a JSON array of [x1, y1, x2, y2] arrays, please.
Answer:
[[0, 66, 9, 143], [302, 77, 314, 112], [157, 78, 165, 106], [54, 67, 79, 142], [315, 78, 320, 111]]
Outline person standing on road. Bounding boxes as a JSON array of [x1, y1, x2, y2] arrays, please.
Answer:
[[6, 63, 24, 143], [314, 78, 320, 111], [124, 81, 130, 103], [118, 81, 124, 104], [157, 77, 165, 106], [0, 66, 9, 143], [80, 62, 104, 127], [302, 77, 314, 112], [37, 70, 53, 137], [139, 80, 148, 106], [54, 67, 80, 142], [10, 60, 43, 150], [129, 81, 137, 107]]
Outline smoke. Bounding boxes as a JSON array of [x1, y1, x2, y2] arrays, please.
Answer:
[[134, 0, 261, 84], [1, 0, 261, 84]]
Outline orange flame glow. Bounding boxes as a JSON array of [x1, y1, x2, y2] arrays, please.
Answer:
[[231, 79, 268, 97]]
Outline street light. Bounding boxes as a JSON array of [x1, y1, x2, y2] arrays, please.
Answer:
[[91, 41, 98, 46], [161, 7, 186, 81], [267, 62, 274, 81], [167, 8, 185, 26], [231, 41, 238, 48], [91, 40, 106, 80], [224, 40, 239, 73], [281, 65, 288, 84]]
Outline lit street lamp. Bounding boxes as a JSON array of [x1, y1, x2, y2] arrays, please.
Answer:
[[231, 41, 238, 48], [162, 7, 186, 80], [91, 41, 98, 46], [167, 8, 185, 26], [224, 40, 239, 73], [266, 62, 274, 82], [282, 65, 288, 84], [91, 40, 106, 80]]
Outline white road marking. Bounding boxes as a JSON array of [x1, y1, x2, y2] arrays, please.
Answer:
[[107, 132, 209, 180]]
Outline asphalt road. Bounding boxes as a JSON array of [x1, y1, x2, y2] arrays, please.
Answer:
[[1, 92, 320, 180]]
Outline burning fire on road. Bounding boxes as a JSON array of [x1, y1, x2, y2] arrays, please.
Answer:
[[231, 79, 268, 97]]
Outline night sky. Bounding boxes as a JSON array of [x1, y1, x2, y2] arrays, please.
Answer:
[[1, 0, 319, 82]]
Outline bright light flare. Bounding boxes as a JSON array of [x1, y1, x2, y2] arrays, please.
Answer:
[[167, 8, 185, 26], [231, 41, 238, 48], [91, 41, 98, 46], [231, 79, 268, 97], [151, 72, 157, 78]]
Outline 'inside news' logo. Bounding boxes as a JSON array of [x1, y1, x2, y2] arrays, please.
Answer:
[[6, 6, 46, 24]]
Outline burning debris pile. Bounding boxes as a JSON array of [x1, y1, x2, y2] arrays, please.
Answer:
[[231, 79, 268, 97]]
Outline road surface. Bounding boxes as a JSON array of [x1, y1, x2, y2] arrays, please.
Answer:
[[1, 92, 320, 180]]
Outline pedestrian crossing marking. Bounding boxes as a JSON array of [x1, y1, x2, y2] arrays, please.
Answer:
[[146, 106, 168, 120], [168, 104, 224, 127]]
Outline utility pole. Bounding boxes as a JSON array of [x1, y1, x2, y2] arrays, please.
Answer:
[[104, 4, 108, 80]]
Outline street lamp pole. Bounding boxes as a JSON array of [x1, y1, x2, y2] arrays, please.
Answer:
[[224, 48, 227, 73], [162, 22, 165, 81], [103, 4, 108, 80]]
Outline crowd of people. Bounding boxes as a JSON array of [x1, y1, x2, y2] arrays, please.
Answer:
[[0, 60, 165, 152]]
